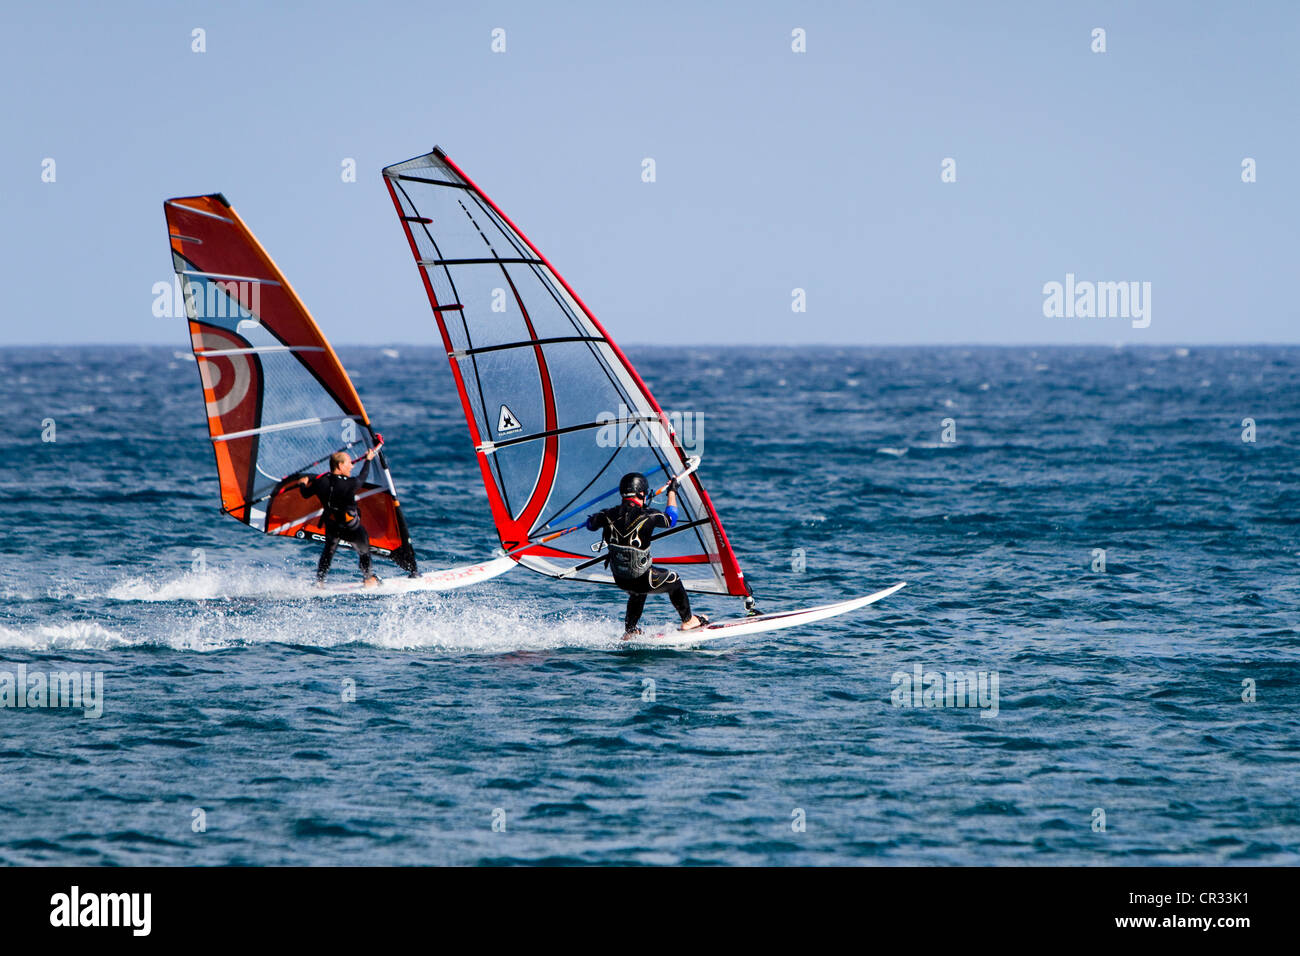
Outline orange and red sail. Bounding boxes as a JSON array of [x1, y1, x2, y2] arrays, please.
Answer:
[[164, 194, 417, 572]]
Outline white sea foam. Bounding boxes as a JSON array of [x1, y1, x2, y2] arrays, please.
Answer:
[[9, 582, 629, 654], [358, 600, 622, 654], [0, 621, 131, 651], [310, 600, 623, 654], [104, 567, 330, 602]]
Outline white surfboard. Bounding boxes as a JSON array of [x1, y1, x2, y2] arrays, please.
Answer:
[[622, 582, 907, 648], [316, 556, 515, 595]]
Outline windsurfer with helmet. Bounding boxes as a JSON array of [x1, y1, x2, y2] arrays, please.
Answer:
[[297, 446, 381, 587], [585, 472, 708, 637]]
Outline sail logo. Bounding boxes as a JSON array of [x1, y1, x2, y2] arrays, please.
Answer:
[[891, 663, 999, 718], [497, 404, 522, 434], [0, 664, 104, 719], [596, 404, 703, 454], [1042, 273, 1151, 328], [49, 886, 151, 936], [152, 275, 261, 322], [192, 330, 255, 418]]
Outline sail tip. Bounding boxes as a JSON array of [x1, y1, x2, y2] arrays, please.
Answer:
[[164, 192, 233, 208]]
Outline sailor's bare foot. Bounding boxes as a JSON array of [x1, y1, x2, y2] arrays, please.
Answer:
[[362, 575, 381, 588], [680, 615, 707, 631]]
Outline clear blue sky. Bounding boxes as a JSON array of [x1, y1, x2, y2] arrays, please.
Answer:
[[3, 0, 1296, 345]]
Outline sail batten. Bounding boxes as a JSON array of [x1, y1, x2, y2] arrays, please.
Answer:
[[164, 194, 419, 573], [381, 149, 747, 595]]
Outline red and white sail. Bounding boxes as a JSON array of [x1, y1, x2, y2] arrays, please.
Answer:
[[382, 149, 747, 595]]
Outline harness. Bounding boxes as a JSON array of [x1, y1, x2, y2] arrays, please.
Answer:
[[603, 512, 656, 580], [323, 474, 360, 528]]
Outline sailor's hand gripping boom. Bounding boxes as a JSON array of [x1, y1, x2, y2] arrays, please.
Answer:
[[294, 435, 384, 486]]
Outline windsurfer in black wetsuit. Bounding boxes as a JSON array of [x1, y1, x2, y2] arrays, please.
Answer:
[[297, 447, 380, 587], [586, 472, 708, 637]]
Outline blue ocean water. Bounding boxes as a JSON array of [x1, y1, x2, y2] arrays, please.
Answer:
[[1, 344, 1297, 865]]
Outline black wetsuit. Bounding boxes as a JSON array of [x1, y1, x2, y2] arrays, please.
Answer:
[[299, 458, 373, 581], [586, 500, 691, 632]]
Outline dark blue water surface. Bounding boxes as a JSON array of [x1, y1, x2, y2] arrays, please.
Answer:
[[1, 345, 1297, 865]]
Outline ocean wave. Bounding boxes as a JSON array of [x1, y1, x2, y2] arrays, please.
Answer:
[[0, 621, 131, 651], [2, 596, 633, 655]]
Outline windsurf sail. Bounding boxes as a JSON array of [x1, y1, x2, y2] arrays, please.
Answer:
[[380, 148, 748, 596], [163, 193, 419, 573]]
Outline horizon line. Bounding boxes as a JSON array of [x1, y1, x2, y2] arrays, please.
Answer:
[[4, 341, 1298, 350]]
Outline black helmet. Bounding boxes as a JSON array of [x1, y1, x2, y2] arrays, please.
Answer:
[[619, 472, 650, 501]]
